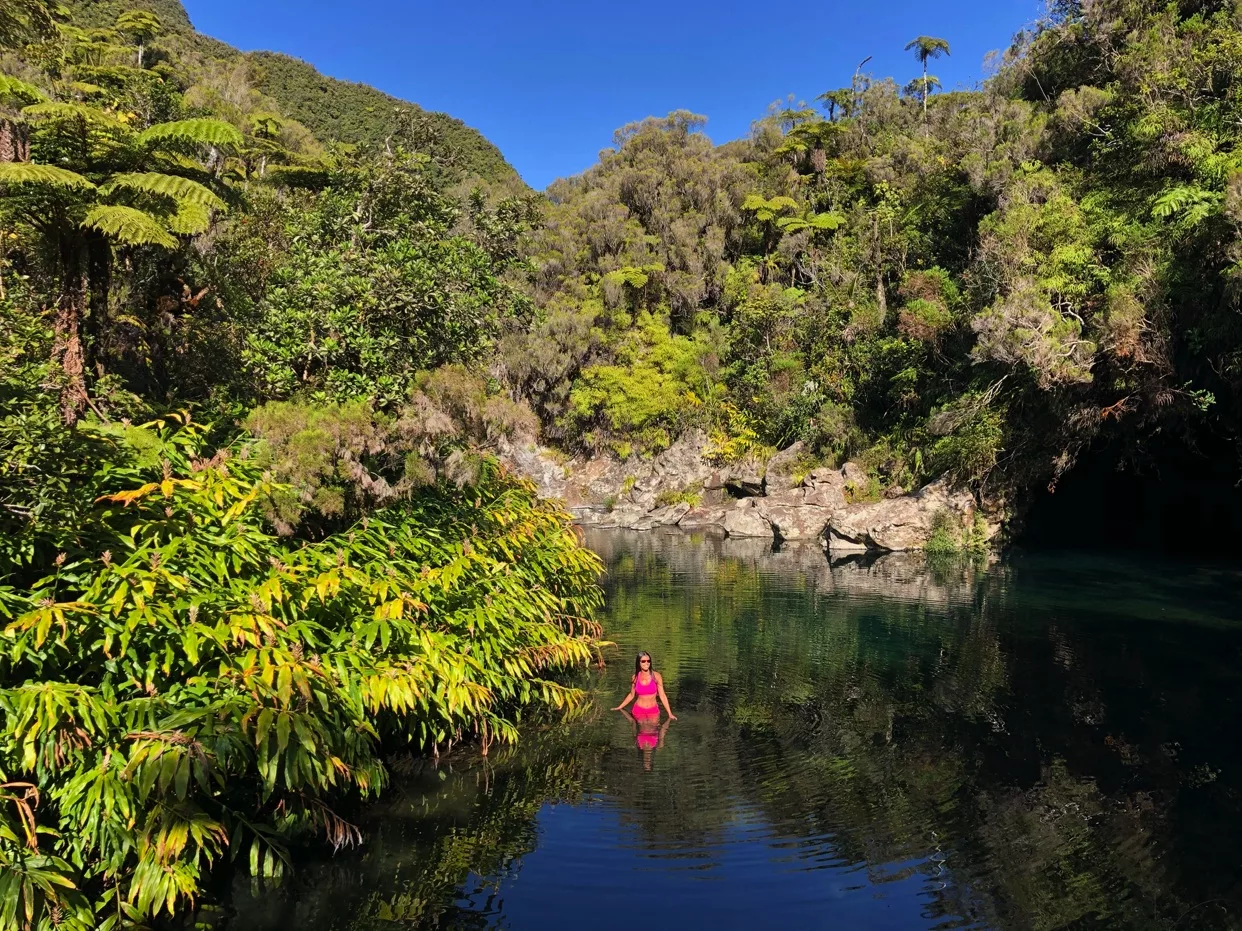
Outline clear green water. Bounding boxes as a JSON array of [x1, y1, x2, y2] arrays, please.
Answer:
[[228, 530, 1242, 929]]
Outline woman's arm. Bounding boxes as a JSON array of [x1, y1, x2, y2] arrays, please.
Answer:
[[655, 673, 676, 720], [612, 679, 636, 711]]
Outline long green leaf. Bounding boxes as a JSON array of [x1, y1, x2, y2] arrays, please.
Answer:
[[0, 74, 45, 106], [100, 172, 226, 211], [0, 162, 95, 190], [82, 205, 177, 248], [21, 101, 126, 130], [139, 118, 244, 149]]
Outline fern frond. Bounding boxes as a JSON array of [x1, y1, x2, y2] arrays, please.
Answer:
[[1151, 185, 1222, 223], [101, 172, 226, 211], [72, 65, 143, 85], [63, 81, 105, 97], [146, 151, 214, 176], [807, 211, 845, 230], [165, 200, 211, 235], [0, 75, 45, 106], [742, 194, 800, 222], [82, 205, 177, 248], [21, 101, 126, 129], [139, 118, 243, 149], [0, 162, 95, 190]]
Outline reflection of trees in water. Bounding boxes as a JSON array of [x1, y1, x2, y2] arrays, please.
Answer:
[[228, 532, 1242, 929], [225, 727, 614, 929], [591, 531, 1242, 929]]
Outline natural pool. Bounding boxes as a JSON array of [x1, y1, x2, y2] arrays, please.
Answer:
[[229, 529, 1242, 929]]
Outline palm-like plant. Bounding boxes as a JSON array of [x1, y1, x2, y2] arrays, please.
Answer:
[[904, 35, 950, 121], [0, 0, 61, 49], [0, 99, 239, 422], [816, 87, 854, 122], [0, 74, 42, 162], [114, 10, 161, 69], [905, 75, 942, 110]]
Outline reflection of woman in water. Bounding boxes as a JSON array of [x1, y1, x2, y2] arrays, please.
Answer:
[[612, 651, 676, 769]]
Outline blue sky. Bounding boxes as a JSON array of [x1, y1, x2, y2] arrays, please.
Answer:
[[182, 0, 1043, 190]]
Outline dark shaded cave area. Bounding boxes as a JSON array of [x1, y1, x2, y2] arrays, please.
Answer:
[[1018, 429, 1242, 558]]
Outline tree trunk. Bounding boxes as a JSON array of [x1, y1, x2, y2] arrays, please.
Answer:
[[922, 60, 929, 122], [0, 119, 30, 163], [52, 238, 90, 425], [86, 233, 111, 378]]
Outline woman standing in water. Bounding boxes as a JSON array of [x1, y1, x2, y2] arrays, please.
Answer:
[[612, 651, 676, 719], [613, 651, 676, 770]]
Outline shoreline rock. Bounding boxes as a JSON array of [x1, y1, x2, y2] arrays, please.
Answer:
[[499, 435, 1001, 552]]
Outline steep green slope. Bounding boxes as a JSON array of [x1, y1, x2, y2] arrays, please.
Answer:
[[60, 0, 191, 30], [62, 0, 520, 183], [246, 51, 517, 182]]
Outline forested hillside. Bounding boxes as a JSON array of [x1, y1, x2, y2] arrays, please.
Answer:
[[63, 0, 521, 182], [500, 2, 1242, 515], [0, 2, 591, 928]]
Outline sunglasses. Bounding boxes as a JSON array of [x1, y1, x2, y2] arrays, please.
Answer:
[[639, 658, 651, 664]]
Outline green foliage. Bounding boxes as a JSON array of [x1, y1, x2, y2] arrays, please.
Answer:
[[509, 3, 1242, 498], [244, 51, 519, 184], [905, 35, 951, 64], [82, 203, 176, 246], [0, 0, 61, 47], [654, 484, 703, 508], [924, 509, 963, 554], [228, 153, 532, 404], [59, 0, 190, 31], [742, 193, 799, 222], [928, 398, 1005, 485], [565, 311, 713, 455], [0, 8, 600, 928], [137, 117, 243, 148], [0, 162, 94, 190], [100, 171, 225, 209], [0, 75, 45, 105], [0, 415, 604, 929], [925, 508, 989, 554], [21, 101, 124, 127]]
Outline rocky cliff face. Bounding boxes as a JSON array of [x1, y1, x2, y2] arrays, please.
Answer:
[[497, 435, 1001, 552]]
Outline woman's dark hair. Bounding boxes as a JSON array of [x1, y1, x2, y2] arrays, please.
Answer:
[[634, 651, 652, 677]]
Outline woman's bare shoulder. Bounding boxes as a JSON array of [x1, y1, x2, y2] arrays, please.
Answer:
[[654, 671, 664, 683]]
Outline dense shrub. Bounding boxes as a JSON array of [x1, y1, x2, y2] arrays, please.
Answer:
[[0, 415, 603, 929]]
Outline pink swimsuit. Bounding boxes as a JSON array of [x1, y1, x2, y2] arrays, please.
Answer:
[[633, 674, 660, 716]]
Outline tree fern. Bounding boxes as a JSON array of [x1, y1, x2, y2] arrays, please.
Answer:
[[139, 118, 243, 149], [0, 74, 45, 106], [742, 194, 799, 222], [778, 211, 845, 233], [83, 205, 177, 248], [101, 172, 226, 211], [165, 200, 211, 235], [21, 101, 126, 129], [63, 81, 105, 98], [1151, 185, 1222, 226], [0, 162, 95, 190]]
